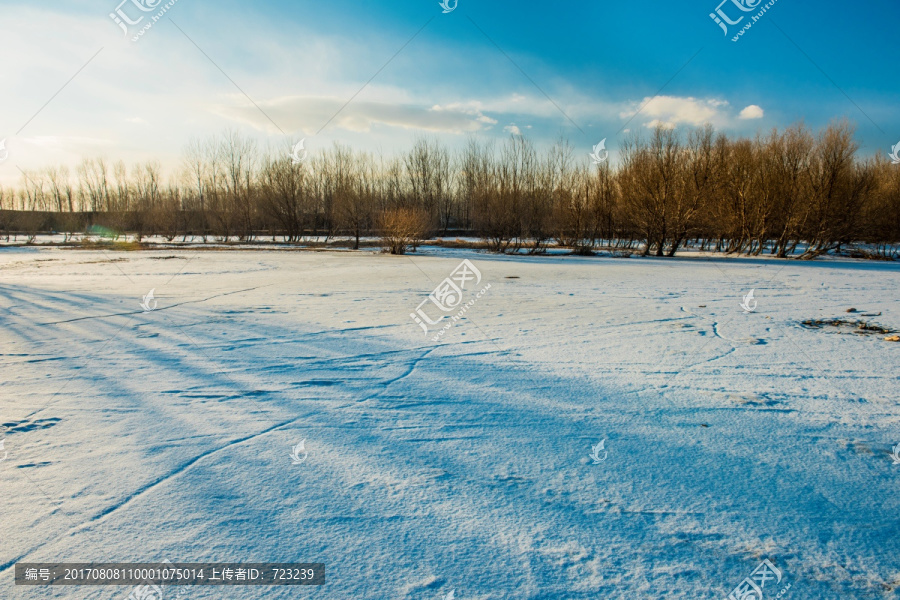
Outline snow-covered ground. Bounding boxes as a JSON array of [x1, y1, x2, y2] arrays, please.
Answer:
[[1, 246, 899, 599]]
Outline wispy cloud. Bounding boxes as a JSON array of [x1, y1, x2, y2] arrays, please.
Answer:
[[209, 95, 498, 135]]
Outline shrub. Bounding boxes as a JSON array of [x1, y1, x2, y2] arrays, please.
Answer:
[[379, 208, 430, 255]]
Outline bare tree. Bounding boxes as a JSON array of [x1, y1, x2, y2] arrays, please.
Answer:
[[77, 158, 111, 213], [259, 144, 311, 242], [771, 124, 814, 257], [619, 125, 685, 256], [221, 129, 258, 241], [183, 137, 211, 241]]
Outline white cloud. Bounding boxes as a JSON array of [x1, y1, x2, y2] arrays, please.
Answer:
[[503, 124, 522, 136], [620, 96, 731, 129], [739, 105, 765, 119]]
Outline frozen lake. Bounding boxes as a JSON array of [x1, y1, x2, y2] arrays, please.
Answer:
[[1, 247, 899, 599]]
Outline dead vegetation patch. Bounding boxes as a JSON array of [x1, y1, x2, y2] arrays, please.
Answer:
[[801, 318, 895, 337]]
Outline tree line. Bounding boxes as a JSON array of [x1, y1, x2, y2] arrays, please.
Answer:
[[2, 122, 898, 258]]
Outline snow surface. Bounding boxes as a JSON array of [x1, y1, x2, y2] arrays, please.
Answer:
[[1, 246, 899, 599]]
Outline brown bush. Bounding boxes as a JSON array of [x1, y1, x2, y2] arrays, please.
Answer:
[[379, 207, 430, 255]]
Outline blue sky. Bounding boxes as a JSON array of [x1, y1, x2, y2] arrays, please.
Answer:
[[0, 0, 897, 185]]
